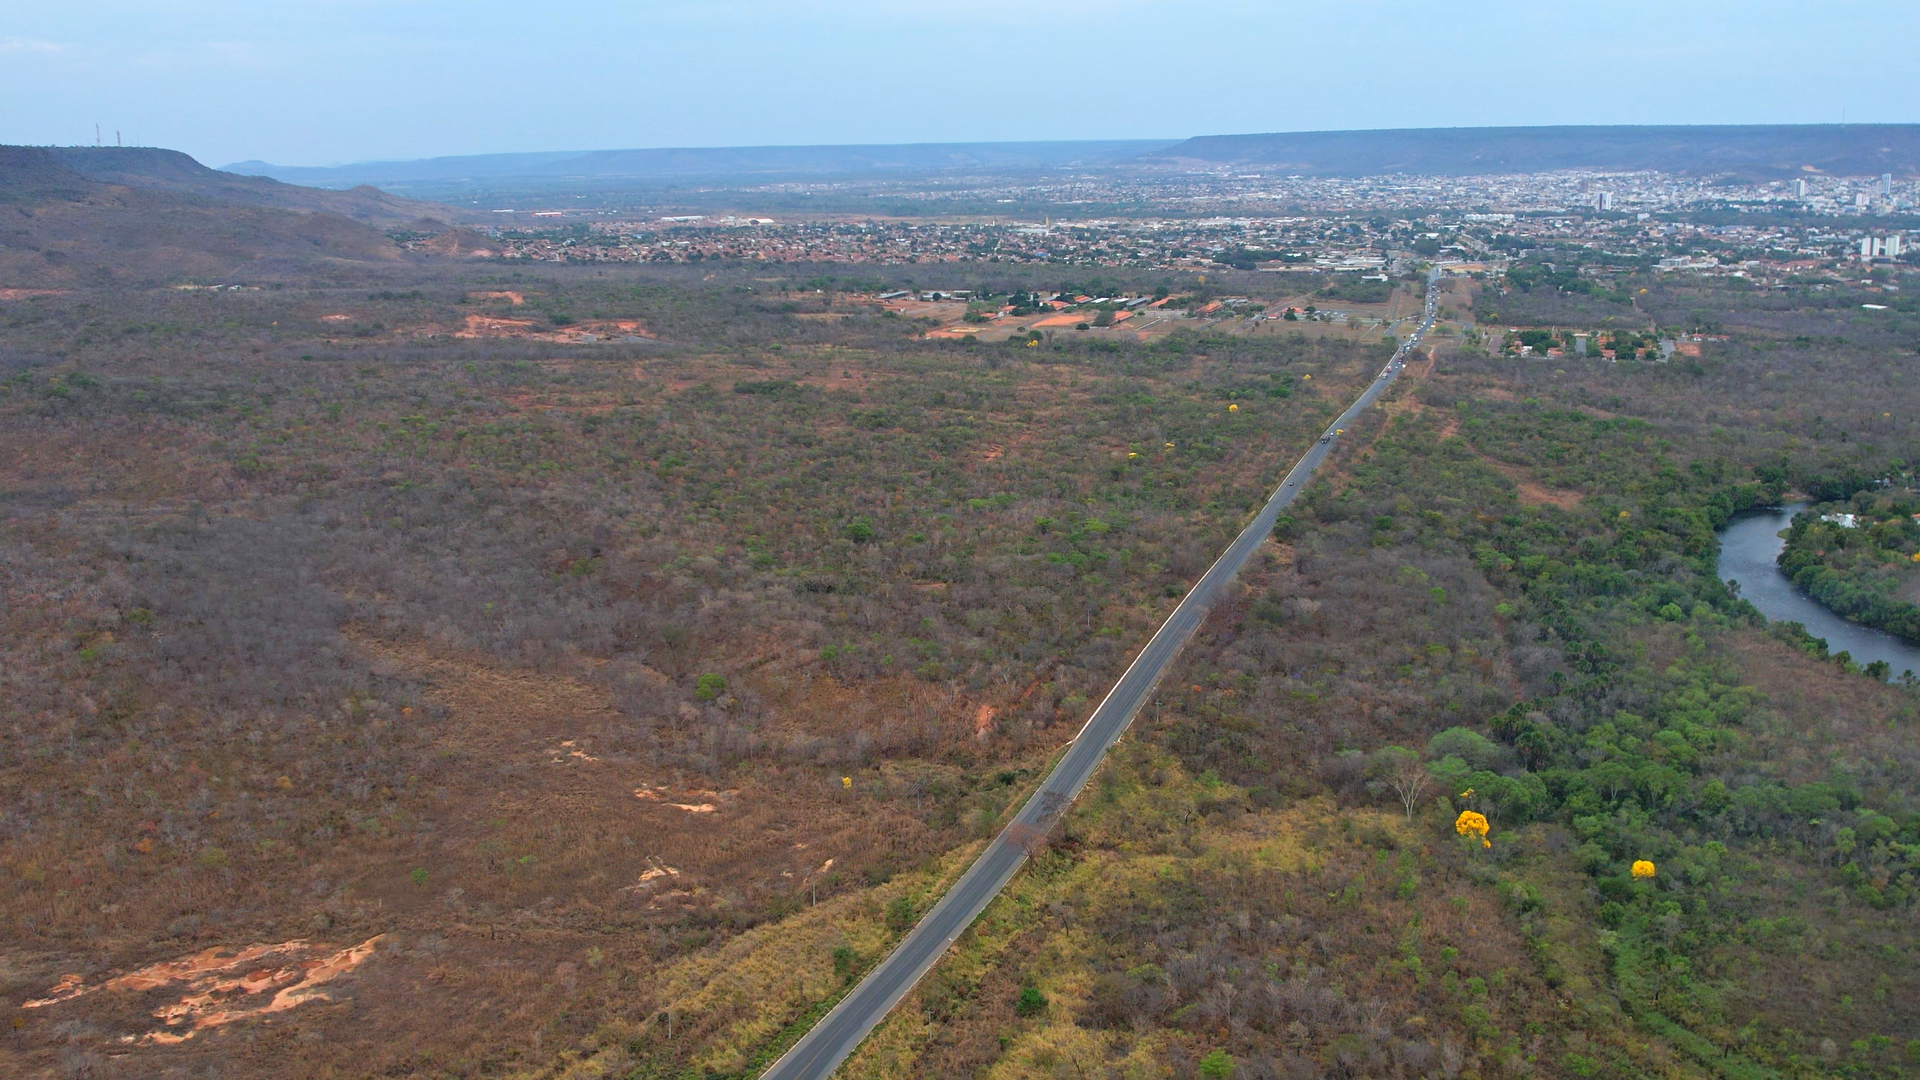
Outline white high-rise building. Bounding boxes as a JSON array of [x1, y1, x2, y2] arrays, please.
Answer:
[[1860, 235, 1903, 259], [1883, 173, 1895, 197], [1793, 178, 1809, 198], [1593, 191, 1613, 211]]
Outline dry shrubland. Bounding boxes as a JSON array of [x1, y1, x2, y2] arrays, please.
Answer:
[[6, 261, 1920, 1079], [0, 264, 1385, 1076]]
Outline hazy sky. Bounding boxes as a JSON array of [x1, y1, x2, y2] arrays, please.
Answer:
[[4, 0, 1916, 167]]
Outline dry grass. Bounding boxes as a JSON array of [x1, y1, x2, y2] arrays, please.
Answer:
[[823, 748, 1580, 1079]]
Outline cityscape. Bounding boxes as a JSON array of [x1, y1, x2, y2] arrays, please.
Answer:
[[463, 168, 1916, 281]]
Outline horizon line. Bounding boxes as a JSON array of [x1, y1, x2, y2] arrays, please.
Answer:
[[214, 121, 1920, 173]]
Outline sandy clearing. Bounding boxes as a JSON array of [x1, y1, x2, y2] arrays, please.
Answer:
[[879, 299, 967, 319], [1486, 461, 1582, 508], [455, 313, 652, 343], [972, 703, 998, 740], [1514, 479, 1582, 509], [548, 738, 601, 763], [634, 784, 726, 813], [23, 936, 385, 1044], [457, 313, 536, 336]]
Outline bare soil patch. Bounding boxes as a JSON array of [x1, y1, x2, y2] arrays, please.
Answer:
[[1513, 478, 1582, 508], [1485, 461, 1582, 508], [23, 936, 384, 1045], [452, 313, 650, 343]]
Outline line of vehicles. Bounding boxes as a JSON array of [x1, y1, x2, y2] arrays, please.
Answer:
[[1319, 273, 1441, 443]]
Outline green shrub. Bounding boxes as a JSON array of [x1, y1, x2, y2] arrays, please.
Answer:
[[885, 894, 917, 932], [1014, 982, 1048, 1017]]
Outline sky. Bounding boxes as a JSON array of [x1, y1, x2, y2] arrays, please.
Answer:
[[3, 0, 1917, 168]]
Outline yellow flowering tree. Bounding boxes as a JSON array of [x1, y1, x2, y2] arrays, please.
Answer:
[[1454, 810, 1491, 848], [1630, 860, 1656, 879]]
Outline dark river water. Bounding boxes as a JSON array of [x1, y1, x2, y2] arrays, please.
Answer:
[[1716, 503, 1920, 678]]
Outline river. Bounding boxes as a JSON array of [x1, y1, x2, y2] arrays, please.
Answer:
[[1717, 503, 1920, 678]]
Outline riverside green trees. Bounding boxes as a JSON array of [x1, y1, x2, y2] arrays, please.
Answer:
[[1779, 496, 1920, 645]]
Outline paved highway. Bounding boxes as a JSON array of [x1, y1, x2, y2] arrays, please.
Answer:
[[759, 272, 1445, 1080]]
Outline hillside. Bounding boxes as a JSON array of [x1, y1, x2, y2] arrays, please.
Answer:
[[0, 146, 462, 285], [23, 147, 447, 225], [1144, 123, 1920, 179]]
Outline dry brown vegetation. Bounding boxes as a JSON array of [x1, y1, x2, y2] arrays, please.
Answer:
[[0, 262, 1385, 1077], [4, 247, 1920, 1080]]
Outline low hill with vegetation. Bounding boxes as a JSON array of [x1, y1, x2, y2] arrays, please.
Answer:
[[34, 146, 445, 225], [0, 146, 485, 286]]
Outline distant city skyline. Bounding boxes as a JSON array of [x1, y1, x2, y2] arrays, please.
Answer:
[[2, 0, 1916, 168]]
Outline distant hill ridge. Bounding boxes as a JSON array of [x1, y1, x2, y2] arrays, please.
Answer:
[[3, 145, 441, 225], [224, 126, 1920, 192], [1144, 124, 1920, 179], [222, 140, 1181, 189]]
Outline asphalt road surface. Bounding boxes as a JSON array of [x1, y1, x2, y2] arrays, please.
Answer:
[[759, 273, 1445, 1080]]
